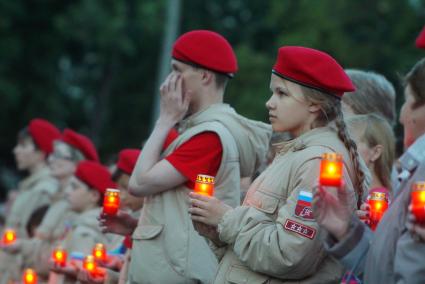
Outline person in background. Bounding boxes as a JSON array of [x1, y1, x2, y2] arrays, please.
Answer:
[[342, 69, 396, 127], [313, 57, 425, 283], [79, 149, 144, 284], [189, 46, 367, 283], [49, 161, 116, 283], [3, 129, 99, 282], [0, 118, 60, 284]]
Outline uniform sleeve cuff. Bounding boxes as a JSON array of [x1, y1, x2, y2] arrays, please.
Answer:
[[324, 216, 366, 259]]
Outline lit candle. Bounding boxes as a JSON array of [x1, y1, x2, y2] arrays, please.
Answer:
[[319, 153, 343, 187], [368, 192, 388, 231], [83, 255, 97, 274], [103, 188, 120, 215], [52, 247, 67, 267], [2, 229, 17, 245], [194, 175, 215, 197], [411, 181, 425, 224], [92, 243, 107, 262], [23, 268, 37, 284]]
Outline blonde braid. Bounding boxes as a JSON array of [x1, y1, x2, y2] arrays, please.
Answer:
[[334, 106, 366, 208]]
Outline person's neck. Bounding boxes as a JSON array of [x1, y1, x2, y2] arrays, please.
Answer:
[[28, 162, 46, 175], [79, 204, 98, 214], [370, 170, 385, 189], [192, 88, 223, 114]]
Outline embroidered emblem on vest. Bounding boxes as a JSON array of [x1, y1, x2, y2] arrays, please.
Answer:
[[283, 219, 316, 239]]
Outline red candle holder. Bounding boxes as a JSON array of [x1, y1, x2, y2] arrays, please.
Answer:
[[194, 175, 215, 197], [2, 229, 17, 245], [319, 153, 343, 187], [411, 181, 425, 224], [368, 191, 388, 231], [83, 255, 97, 274], [103, 188, 120, 215], [52, 247, 67, 267], [23, 268, 37, 284], [92, 243, 107, 262]]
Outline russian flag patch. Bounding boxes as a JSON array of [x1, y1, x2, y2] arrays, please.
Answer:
[[294, 190, 314, 220]]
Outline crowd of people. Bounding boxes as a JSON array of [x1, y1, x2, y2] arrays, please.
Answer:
[[0, 25, 424, 284]]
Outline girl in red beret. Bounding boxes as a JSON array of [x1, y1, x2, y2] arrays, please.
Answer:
[[0, 119, 60, 282], [189, 46, 367, 283], [49, 161, 115, 283]]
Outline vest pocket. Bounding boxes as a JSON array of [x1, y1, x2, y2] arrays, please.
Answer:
[[226, 264, 269, 284], [247, 190, 280, 214], [132, 224, 163, 240]]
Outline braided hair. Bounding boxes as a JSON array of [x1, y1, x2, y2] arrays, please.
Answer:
[[300, 85, 366, 208]]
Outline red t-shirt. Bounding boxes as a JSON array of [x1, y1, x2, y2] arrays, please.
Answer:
[[165, 131, 223, 188]]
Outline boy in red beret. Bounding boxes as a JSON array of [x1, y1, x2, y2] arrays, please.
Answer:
[[99, 30, 271, 283], [49, 160, 116, 283], [0, 118, 60, 283]]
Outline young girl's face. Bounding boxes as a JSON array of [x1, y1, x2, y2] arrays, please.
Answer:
[[266, 74, 317, 137]]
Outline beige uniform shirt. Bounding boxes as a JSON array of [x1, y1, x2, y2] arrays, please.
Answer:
[[0, 166, 58, 284], [213, 127, 365, 284], [128, 104, 271, 284], [54, 208, 111, 284], [20, 199, 76, 281]]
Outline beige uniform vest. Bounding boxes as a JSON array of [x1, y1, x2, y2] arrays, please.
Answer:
[[128, 104, 271, 284], [213, 127, 364, 284], [0, 167, 58, 284]]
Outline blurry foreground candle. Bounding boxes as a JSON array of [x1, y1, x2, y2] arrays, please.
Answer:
[[411, 182, 425, 224], [319, 153, 343, 187], [103, 188, 120, 215], [368, 192, 388, 231], [23, 268, 37, 284], [83, 255, 97, 274], [194, 175, 215, 197], [92, 243, 107, 262], [2, 229, 17, 245], [52, 247, 67, 267]]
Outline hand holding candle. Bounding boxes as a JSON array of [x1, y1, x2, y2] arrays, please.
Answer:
[[92, 243, 107, 262], [103, 188, 120, 215], [2, 229, 17, 246], [52, 247, 67, 267], [194, 175, 215, 197], [23, 268, 37, 284], [411, 182, 425, 224], [368, 192, 388, 231], [83, 255, 97, 275], [319, 153, 343, 187]]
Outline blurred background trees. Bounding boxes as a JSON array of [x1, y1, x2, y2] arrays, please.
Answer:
[[0, 0, 424, 194]]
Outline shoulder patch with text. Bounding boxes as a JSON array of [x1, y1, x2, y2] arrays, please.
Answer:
[[283, 219, 316, 240], [294, 190, 314, 220]]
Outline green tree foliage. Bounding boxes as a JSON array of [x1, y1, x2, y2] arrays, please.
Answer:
[[0, 0, 424, 177]]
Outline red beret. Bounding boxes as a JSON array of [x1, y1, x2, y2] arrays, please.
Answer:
[[75, 161, 116, 195], [172, 30, 238, 77], [28, 118, 61, 155], [272, 46, 355, 98], [416, 26, 425, 49], [62, 129, 99, 162], [117, 149, 141, 175]]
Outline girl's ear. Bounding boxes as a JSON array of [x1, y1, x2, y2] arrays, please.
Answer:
[[370, 144, 383, 163], [308, 103, 321, 113], [200, 69, 214, 86]]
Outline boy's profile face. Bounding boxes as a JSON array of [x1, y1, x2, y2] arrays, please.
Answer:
[[13, 137, 43, 171]]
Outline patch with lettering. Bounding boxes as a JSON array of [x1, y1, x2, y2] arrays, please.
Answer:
[[283, 219, 316, 240], [294, 190, 314, 220]]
